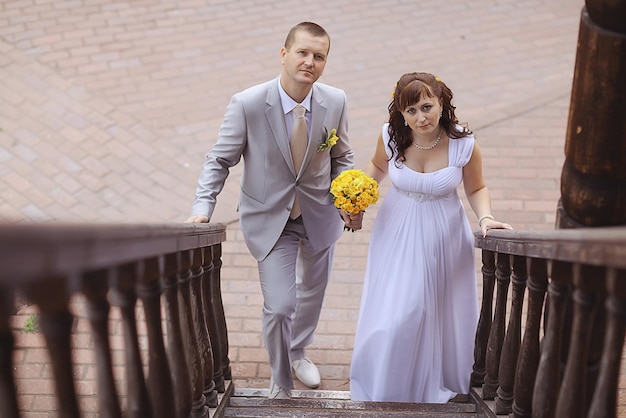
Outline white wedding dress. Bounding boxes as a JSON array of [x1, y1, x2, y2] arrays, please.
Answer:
[[349, 123, 479, 403]]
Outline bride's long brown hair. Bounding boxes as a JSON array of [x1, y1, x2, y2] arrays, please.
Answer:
[[388, 72, 471, 166]]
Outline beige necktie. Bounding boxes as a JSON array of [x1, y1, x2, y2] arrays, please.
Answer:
[[290, 105, 307, 219]]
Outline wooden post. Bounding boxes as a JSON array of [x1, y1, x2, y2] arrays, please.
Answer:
[[555, 3, 626, 415], [558, 1, 626, 228]]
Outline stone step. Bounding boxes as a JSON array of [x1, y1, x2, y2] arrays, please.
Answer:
[[222, 388, 477, 417]]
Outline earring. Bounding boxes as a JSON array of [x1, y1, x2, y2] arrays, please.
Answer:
[[439, 111, 443, 118], [404, 120, 408, 126]]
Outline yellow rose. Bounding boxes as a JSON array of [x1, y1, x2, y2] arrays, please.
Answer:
[[330, 169, 379, 214]]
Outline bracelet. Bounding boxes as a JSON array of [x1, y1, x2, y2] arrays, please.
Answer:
[[478, 214, 495, 227]]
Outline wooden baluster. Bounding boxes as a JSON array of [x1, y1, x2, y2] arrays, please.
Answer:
[[210, 243, 231, 381], [585, 265, 606, 406], [0, 287, 19, 418], [556, 264, 603, 418], [472, 250, 496, 387], [109, 263, 151, 418], [511, 257, 548, 418], [191, 247, 217, 408], [178, 250, 208, 417], [83, 269, 122, 418], [588, 268, 626, 418], [482, 252, 511, 399], [532, 260, 571, 418], [25, 278, 80, 417], [162, 253, 192, 418], [137, 257, 175, 418], [495, 255, 528, 414], [203, 246, 223, 396], [202, 247, 224, 407], [118, 265, 149, 415]]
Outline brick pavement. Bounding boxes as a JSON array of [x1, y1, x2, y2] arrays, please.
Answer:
[[4, 0, 623, 416]]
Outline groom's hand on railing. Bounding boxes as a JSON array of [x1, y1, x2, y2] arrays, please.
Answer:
[[185, 214, 209, 223]]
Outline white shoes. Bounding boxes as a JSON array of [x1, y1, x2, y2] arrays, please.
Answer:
[[268, 377, 291, 399], [268, 357, 320, 399], [291, 358, 321, 389]]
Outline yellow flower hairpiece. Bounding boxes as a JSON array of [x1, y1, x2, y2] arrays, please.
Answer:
[[435, 77, 441, 82], [391, 81, 398, 98]]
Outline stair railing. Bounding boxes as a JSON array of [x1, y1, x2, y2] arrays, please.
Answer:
[[0, 222, 230, 418], [471, 226, 626, 418]]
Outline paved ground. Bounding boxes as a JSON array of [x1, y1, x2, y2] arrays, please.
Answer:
[[4, 0, 623, 416]]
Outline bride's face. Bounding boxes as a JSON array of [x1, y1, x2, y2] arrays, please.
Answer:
[[401, 96, 443, 137]]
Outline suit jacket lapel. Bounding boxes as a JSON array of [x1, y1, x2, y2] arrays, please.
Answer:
[[299, 84, 327, 177], [265, 78, 295, 174]]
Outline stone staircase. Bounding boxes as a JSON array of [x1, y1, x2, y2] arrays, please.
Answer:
[[213, 383, 484, 417]]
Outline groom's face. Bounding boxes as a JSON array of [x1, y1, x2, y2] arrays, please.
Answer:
[[280, 30, 329, 89]]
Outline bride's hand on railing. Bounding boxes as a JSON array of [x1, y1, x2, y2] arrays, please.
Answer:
[[479, 216, 513, 237]]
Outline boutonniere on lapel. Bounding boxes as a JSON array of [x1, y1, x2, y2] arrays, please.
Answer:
[[317, 127, 339, 152]]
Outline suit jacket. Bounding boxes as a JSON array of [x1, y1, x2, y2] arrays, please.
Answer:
[[191, 77, 354, 260]]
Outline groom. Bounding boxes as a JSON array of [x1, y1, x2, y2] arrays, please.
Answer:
[[186, 22, 360, 398]]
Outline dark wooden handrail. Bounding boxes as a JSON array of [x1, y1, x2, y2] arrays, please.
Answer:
[[474, 227, 626, 268], [472, 226, 626, 418], [0, 223, 226, 283], [0, 222, 229, 418]]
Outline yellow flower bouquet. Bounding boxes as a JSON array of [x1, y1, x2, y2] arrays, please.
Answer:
[[330, 169, 379, 230]]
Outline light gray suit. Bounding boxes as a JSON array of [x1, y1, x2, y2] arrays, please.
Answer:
[[191, 76, 354, 388]]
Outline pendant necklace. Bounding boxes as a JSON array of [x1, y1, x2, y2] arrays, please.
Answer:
[[411, 129, 442, 150]]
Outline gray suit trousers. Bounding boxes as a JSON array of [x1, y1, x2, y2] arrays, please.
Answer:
[[257, 217, 335, 389]]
